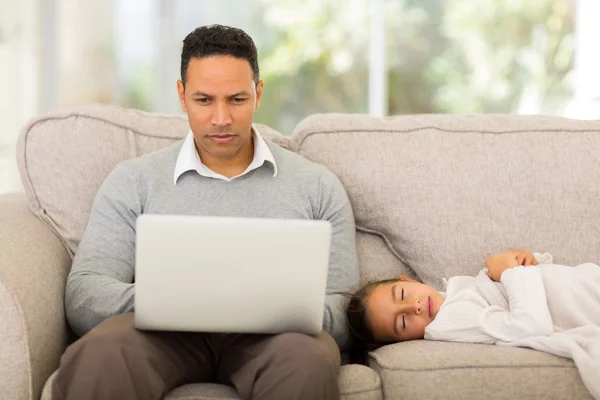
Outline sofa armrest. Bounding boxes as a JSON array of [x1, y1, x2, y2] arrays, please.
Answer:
[[0, 193, 72, 400]]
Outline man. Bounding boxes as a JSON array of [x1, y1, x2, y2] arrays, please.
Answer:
[[53, 24, 359, 400]]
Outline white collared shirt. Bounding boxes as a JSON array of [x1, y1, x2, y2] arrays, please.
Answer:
[[173, 126, 278, 184]]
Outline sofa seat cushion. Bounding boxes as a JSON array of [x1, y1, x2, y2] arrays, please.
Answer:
[[16, 104, 289, 256], [369, 340, 592, 400], [166, 384, 240, 399], [339, 364, 382, 400], [42, 364, 382, 400], [42, 370, 241, 400]]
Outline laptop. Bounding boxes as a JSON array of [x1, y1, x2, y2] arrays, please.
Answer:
[[134, 214, 332, 335]]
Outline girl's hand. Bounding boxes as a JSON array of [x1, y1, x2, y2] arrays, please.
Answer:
[[485, 251, 520, 281], [511, 248, 538, 266]]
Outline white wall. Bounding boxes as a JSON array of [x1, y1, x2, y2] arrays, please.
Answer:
[[0, 0, 39, 193], [0, 0, 595, 196], [566, 0, 600, 119], [0, 0, 116, 194]]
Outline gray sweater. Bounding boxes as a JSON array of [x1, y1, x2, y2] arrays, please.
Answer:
[[66, 139, 359, 349]]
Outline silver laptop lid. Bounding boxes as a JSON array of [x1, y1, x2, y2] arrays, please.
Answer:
[[134, 214, 331, 335]]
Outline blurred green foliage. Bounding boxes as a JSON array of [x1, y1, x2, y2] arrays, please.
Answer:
[[121, 0, 575, 134], [255, 0, 575, 133]]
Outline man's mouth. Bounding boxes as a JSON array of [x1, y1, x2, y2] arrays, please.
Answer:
[[208, 134, 235, 144]]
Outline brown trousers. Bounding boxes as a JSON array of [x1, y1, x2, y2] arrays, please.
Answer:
[[52, 313, 341, 400]]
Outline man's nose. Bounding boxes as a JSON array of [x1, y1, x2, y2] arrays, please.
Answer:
[[212, 102, 232, 126]]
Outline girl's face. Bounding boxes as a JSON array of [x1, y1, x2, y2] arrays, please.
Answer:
[[364, 278, 445, 342]]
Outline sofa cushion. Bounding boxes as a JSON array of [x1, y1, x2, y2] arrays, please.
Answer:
[[166, 383, 240, 399], [356, 230, 417, 285], [368, 340, 592, 399], [42, 364, 382, 400], [339, 364, 382, 400], [16, 104, 289, 256], [291, 113, 600, 289], [41, 371, 242, 400]]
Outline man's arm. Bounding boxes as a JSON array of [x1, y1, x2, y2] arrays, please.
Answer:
[[65, 163, 140, 336], [316, 170, 359, 350]]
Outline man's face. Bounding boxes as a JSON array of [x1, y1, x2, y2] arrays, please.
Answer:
[[177, 56, 263, 161]]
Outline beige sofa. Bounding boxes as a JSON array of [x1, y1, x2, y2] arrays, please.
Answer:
[[1, 104, 598, 400]]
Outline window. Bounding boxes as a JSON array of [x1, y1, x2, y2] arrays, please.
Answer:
[[0, 0, 597, 194]]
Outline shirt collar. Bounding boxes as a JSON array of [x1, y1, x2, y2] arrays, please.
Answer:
[[173, 125, 278, 184]]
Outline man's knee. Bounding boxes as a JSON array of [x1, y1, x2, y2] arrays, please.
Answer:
[[63, 313, 139, 361], [227, 332, 342, 400], [54, 314, 144, 399], [268, 332, 341, 375]]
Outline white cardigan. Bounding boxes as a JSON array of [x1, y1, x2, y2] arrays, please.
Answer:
[[424, 253, 600, 399]]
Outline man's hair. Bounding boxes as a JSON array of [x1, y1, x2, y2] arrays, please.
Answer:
[[180, 24, 259, 87]]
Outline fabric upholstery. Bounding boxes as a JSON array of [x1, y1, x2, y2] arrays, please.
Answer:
[[8, 106, 599, 399], [369, 340, 592, 399], [355, 230, 417, 285], [166, 384, 241, 399], [16, 104, 290, 256], [42, 365, 382, 400], [0, 193, 71, 400], [338, 364, 382, 400], [41, 371, 243, 400], [291, 113, 600, 290]]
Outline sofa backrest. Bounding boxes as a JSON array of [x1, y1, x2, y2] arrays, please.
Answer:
[[291, 113, 600, 289], [17, 105, 600, 289], [16, 104, 289, 255]]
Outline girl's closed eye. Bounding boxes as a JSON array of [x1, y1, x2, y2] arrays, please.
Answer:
[[395, 316, 405, 333]]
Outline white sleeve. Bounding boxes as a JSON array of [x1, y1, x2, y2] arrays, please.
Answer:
[[479, 266, 553, 342], [424, 299, 497, 344]]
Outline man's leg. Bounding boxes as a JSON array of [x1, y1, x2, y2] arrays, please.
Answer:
[[217, 331, 341, 400], [53, 313, 217, 400]]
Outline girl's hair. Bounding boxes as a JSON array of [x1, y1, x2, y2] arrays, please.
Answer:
[[346, 278, 398, 364]]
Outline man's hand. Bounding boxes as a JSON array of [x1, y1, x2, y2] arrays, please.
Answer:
[[485, 251, 520, 282], [511, 248, 538, 266]]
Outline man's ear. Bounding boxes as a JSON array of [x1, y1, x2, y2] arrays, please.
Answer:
[[254, 80, 264, 111], [398, 275, 418, 283], [176, 80, 187, 113]]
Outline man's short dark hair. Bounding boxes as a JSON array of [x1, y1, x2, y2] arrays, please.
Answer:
[[180, 24, 259, 87]]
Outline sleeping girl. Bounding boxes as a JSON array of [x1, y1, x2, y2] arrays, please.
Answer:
[[346, 249, 600, 399]]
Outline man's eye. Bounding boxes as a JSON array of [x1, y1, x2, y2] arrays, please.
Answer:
[[231, 98, 245, 103], [401, 288, 404, 301], [402, 315, 406, 330], [196, 98, 209, 103]]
